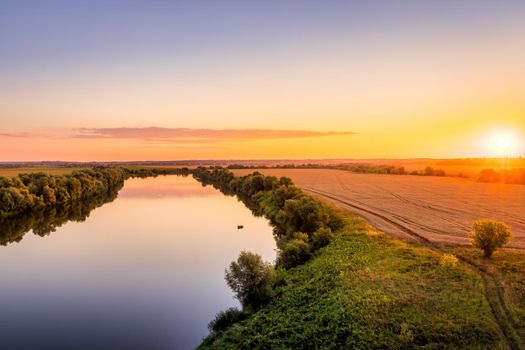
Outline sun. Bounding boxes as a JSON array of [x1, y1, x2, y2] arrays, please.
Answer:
[[489, 131, 519, 156], [495, 135, 511, 150]]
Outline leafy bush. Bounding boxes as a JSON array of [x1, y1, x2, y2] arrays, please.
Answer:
[[470, 219, 512, 258], [276, 239, 312, 269], [208, 307, 246, 332], [225, 251, 275, 311], [440, 253, 459, 269], [312, 227, 334, 251]]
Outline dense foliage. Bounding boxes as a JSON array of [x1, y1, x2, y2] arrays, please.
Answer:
[[0, 167, 126, 218]]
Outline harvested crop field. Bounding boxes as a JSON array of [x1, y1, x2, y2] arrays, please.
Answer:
[[234, 169, 525, 249], [0, 167, 80, 177]]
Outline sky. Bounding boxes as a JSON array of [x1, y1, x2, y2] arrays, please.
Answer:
[[1, 0, 524, 161]]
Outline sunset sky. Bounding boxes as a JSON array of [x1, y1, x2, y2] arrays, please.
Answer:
[[1, 1, 524, 161]]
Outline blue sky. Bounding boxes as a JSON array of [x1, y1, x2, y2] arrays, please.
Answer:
[[2, 0, 523, 75], [1, 0, 524, 160]]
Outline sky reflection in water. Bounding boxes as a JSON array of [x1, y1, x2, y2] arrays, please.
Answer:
[[0, 176, 276, 349]]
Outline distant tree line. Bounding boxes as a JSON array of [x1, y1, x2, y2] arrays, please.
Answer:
[[124, 167, 191, 178], [226, 163, 447, 177], [228, 162, 525, 185], [193, 167, 345, 332], [0, 167, 127, 218], [0, 166, 193, 219], [478, 168, 525, 184], [334, 163, 447, 176]]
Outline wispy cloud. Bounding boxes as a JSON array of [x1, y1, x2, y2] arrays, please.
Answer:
[[71, 127, 355, 142], [0, 132, 33, 138]]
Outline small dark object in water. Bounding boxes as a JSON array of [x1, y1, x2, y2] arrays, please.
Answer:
[[237, 225, 244, 229]]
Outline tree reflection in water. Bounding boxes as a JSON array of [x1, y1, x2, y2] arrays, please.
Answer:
[[0, 185, 122, 246]]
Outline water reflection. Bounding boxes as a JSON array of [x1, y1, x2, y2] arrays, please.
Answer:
[[0, 175, 275, 350], [0, 185, 122, 246]]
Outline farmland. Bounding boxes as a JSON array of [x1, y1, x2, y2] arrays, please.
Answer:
[[0, 167, 81, 177], [234, 169, 525, 249]]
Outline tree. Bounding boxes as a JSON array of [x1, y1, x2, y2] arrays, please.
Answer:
[[470, 219, 512, 258], [225, 251, 275, 311], [275, 196, 329, 238], [424, 166, 434, 176]]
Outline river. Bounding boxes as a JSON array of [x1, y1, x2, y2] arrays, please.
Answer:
[[0, 175, 276, 349]]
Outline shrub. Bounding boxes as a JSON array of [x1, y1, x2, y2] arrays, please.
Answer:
[[225, 251, 275, 311], [208, 307, 246, 332], [470, 219, 512, 258], [311, 227, 333, 251], [440, 253, 459, 269], [327, 208, 345, 232], [276, 239, 312, 269]]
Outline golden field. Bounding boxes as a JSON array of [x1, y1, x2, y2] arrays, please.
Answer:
[[235, 168, 525, 249]]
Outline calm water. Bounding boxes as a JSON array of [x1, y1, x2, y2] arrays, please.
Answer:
[[0, 176, 276, 350]]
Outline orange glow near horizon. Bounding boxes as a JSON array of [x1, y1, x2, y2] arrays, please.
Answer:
[[1, 123, 524, 161], [1, 2, 525, 161], [487, 130, 521, 157]]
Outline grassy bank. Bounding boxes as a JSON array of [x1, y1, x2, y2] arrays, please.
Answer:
[[194, 168, 510, 349], [199, 211, 505, 349]]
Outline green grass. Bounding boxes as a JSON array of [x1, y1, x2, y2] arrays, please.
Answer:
[[455, 247, 525, 344], [199, 212, 505, 349]]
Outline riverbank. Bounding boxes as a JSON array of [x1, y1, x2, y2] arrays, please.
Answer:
[[196, 168, 524, 349], [198, 207, 506, 349]]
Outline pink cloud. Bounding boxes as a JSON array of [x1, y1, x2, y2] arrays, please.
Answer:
[[71, 127, 355, 142]]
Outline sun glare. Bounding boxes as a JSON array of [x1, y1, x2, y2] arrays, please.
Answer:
[[496, 136, 511, 150], [488, 131, 519, 156]]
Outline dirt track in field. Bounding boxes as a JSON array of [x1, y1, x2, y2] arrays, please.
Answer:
[[235, 169, 525, 249]]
